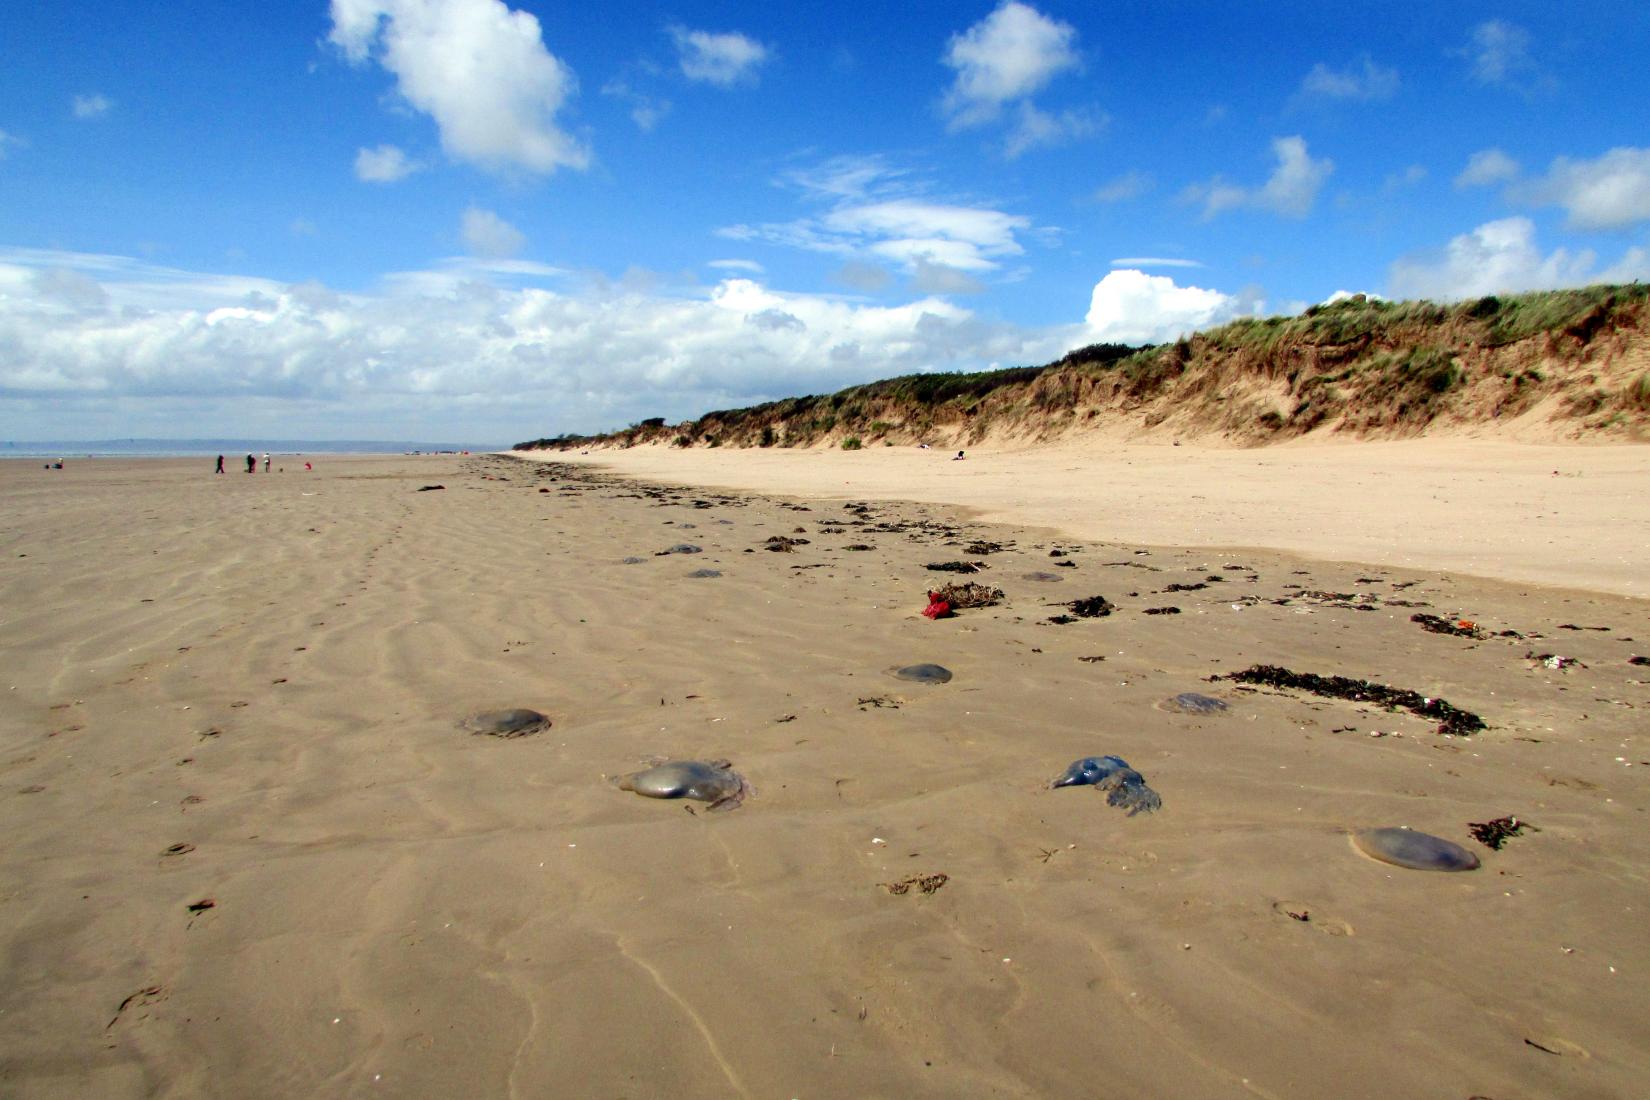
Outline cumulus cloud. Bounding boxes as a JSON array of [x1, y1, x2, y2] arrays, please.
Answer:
[[460, 207, 525, 258], [1514, 147, 1650, 230], [328, 0, 587, 175], [942, 2, 1079, 126], [670, 26, 770, 87], [0, 247, 1072, 440], [1298, 55, 1399, 102], [1186, 136, 1333, 219], [71, 94, 112, 119], [1459, 19, 1549, 92], [1455, 148, 1519, 188], [354, 143, 420, 182], [940, 2, 1089, 156], [1386, 216, 1649, 300], [1082, 269, 1236, 344]]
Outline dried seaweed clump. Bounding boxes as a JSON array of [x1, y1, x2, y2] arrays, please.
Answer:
[[1219, 664, 1487, 736], [1066, 595, 1115, 618], [1467, 816, 1535, 850], [932, 581, 1004, 609], [1412, 613, 1487, 639]]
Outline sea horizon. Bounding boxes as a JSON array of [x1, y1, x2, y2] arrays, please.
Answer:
[[1, 438, 502, 459]]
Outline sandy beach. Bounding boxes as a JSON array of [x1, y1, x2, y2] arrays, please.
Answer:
[[3, 451, 1648, 1098]]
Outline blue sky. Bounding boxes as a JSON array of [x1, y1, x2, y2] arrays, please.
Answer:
[[2, 1, 1647, 442]]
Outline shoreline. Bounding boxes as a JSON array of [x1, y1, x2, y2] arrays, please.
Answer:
[[512, 438, 1650, 599]]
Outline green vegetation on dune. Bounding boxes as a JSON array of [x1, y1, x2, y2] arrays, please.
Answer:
[[514, 283, 1650, 451]]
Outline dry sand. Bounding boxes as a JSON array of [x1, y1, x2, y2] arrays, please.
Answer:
[[530, 439, 1650, 599], [2, 451, 1647, 1098]]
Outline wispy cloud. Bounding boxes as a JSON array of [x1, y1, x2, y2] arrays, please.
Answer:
[[1110, 257, 1204, 269], [1457, 19, 1553, 95], [1183, 136, 1333, 219], [1297, 56, 1399, 103], [354, 144, 421, 183], [1091, 171, 1152, 204], [71, 93, 112, 119], [461, 207, 525, 259], [670, 26, 770, 87]]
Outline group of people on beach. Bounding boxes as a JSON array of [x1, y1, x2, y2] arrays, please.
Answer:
[[216, 453, 305, 474]]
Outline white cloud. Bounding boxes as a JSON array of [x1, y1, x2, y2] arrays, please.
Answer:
[[71, 94, 112, 119], [910, 259, 986, 295], [461, 207, 525, 258], [670, 27, 770, 87], [0, 247, 1069, 440], [600, 78, 670, 131], [354, 144, 420, 182], [1382, 164, 1427, 192], [1454, 148, 1519, 188], [1298, 55, 1399, 102], [328, 0, 587, 175], [941, 2, 1080, 130], [1111, 257, 1204, 269], [1386, 216, 1628, 300], [1514, 147, 1650, 230], [1004, 102, 1103, 158], [722, 161, 1038, 288], [1187, 136, 1333, 219], [707, 259, 763, 273], [0, 129, 19, 158], [290, 217, 319, 237], [1082, 269, 1236, 343], [1460, 20, 1549, 92], [1092, 171, 1152, 204]]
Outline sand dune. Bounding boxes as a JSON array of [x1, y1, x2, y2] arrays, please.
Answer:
[[2, 453, 1647, 1098]]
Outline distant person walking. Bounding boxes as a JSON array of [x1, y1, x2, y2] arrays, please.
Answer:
[[245, 453, 256, 473], [262, 452, 271, 472], [215, 454, 225, 474]]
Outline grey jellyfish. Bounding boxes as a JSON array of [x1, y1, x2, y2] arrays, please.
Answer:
[[616, 759, 752, 812], [1051, 755, 1162, 816]]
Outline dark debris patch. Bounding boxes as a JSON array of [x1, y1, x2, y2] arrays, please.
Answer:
[[932, 581, 1003, 609], [1412, 613, 1487, 639], [1066, 595, 1115, 618], [1216, 664, 1486, 736], [926, 561, 988, 573], [1143, 606, 1181, 615], [1468, 816, 1535, 850]]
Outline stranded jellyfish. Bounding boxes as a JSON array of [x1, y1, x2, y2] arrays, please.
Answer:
[[463, 709, 550, 739], [1051, 755, 1162, 816], [1352, 827, 1480, 871], [1160, 692, 1229, 715], [891, 663, 953, 684], [617, 759, 751, 812]]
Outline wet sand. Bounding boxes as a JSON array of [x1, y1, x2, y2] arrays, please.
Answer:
[[2, 453, 1647, 1098]]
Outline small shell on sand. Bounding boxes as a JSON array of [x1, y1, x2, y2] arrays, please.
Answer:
[[1160, 692, 1229, 715], [463, 709, 550, 738], [1352, 827, 1480, 871], [617, 759, 752, 811], [892, 664, 953, 684]]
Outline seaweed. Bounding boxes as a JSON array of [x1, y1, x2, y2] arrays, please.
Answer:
[[1467, 815, 1535, 850], [1412, 613, 1486, 639], [1218, 664, 1486, 735], [1066, 595, 1115, 618]]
